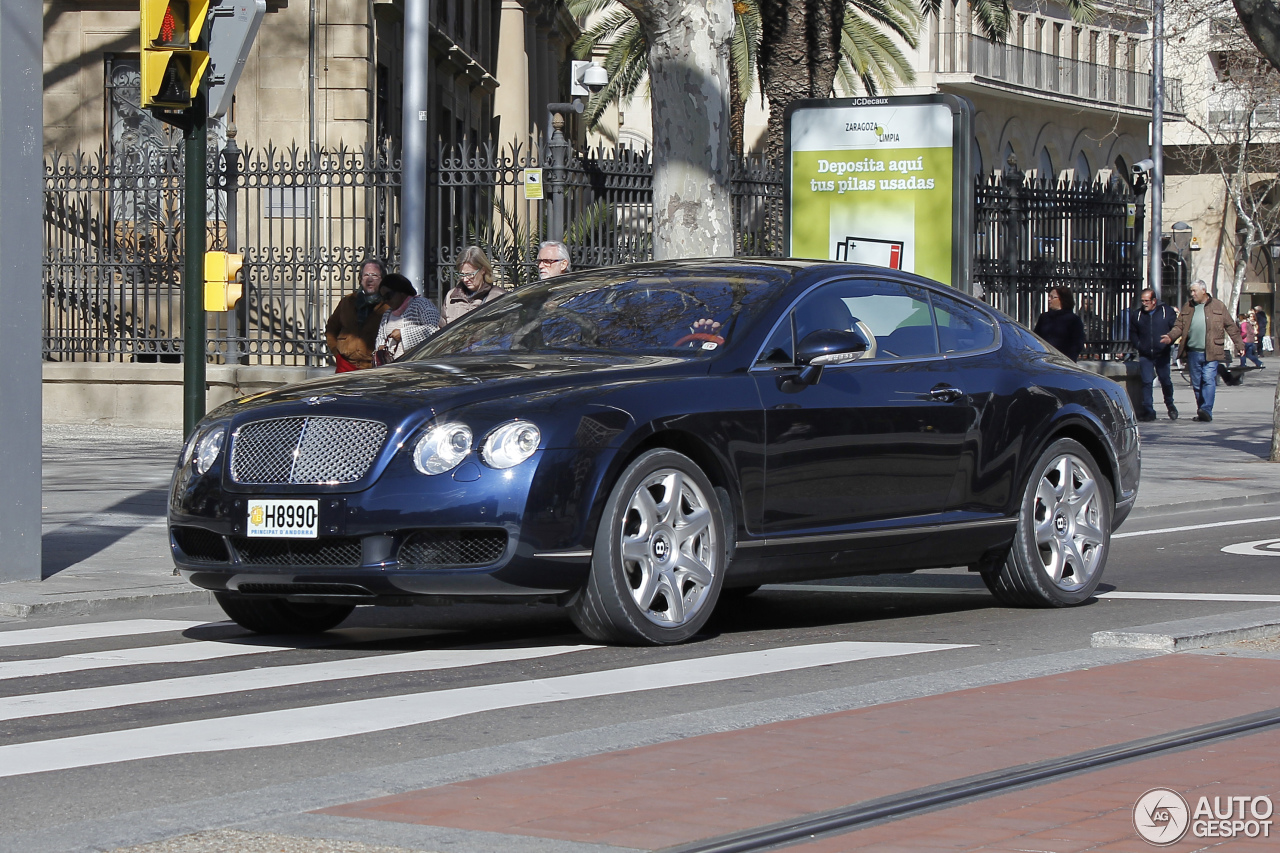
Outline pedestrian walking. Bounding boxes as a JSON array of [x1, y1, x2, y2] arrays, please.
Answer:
[[1239, 313, 1265, 368], [373, 274, 442, 364], [325, 257, 388, 371], [1160, 280, 1245, 422], [1129, 288, 1179, 421], [442, 246, 508, 326], [1033, 286, 1086, 362], [536, 240, 572, 280]]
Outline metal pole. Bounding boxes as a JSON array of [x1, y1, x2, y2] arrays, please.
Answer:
[[184, 97, 208, 437], [0, 0, 43, 581], [400, 0, 430, 292], [223, 123, 246, 365], [1150, 0, 1165, 301], [544, 101, 583, 244]]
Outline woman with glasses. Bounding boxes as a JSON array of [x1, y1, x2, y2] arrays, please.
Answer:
[[442, 246, 508, 326], [372, 273, 442, 365], [1033, 286, 1086, 362]]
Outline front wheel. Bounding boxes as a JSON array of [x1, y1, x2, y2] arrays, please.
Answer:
[[214, 593, 354, 634], [982, 438, 1112, 607], [570, 449, 727, 645]]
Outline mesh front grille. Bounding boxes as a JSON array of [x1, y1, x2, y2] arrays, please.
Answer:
[[230, 417, 388, 485], [237, 583, 374, 597], [398, 529, 508, 568], [231, 537, 364, 567], [172, 527, 230, 563]]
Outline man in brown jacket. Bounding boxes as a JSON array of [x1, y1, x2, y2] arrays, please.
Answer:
[[325, 258, 388, 371], [1160, 280, 1244, 422]]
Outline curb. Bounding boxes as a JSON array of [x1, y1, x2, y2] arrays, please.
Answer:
[[1127, 489, 1280, 520], [0, 587, 215, 619], [1091, 606, 1280, 651]]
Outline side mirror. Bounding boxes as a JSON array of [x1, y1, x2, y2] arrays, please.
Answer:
[[796, 327, 870, 365], [780, 328, 871, 391]]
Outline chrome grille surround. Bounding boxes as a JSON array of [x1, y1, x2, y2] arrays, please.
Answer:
[[230, 417, 388, 485]]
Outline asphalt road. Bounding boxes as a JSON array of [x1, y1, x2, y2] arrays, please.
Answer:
[[2, 500, 1279, 853]]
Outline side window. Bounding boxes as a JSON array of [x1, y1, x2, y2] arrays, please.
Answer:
[[931, 292, 998, 353], [757, 279, 938, 364]]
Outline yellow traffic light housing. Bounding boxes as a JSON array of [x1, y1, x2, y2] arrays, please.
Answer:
[[140, 1, 211, 110], [204, 251, 245, 311]]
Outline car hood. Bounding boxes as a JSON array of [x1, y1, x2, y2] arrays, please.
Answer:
[[212, 353, 694, 421]]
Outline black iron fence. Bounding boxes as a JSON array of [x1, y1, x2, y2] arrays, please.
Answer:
[[975, 166, 1144, 359], [43, 140, 1138, 365]]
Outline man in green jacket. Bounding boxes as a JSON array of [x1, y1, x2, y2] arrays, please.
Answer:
[[1161, 280, 1245, 422]]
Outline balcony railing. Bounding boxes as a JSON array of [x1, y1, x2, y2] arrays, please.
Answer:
[[937, 33, 1184, 117]]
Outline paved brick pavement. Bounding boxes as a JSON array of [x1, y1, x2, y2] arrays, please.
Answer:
[[319, 653, 1280, 851]]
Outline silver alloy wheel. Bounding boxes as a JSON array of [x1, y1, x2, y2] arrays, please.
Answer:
[[1032, 452, 1107, 592], [618, 468, 718, 627]]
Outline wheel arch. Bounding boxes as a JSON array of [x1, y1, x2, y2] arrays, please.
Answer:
[[593, 427, 741, 556], [1039, 417, 1120, 503]]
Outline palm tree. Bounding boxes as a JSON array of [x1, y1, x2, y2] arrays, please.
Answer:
[[568, 0, 919, 156]]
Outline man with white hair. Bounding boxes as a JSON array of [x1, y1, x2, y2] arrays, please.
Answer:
[[536, 240, 571, 279], [1161, 280, 1244, 422]]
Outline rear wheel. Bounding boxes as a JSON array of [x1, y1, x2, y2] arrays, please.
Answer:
[[570, 449, 726, 645], [982, 438, 1112, 607], [214, 593, 354, 634]]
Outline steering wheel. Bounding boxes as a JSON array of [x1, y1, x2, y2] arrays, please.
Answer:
[[673, 332, 726, 348]]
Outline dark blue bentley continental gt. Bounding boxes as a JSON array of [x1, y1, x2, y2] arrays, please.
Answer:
[[169, 260, 1139, 644]]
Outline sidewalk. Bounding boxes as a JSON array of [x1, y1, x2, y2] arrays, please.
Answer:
[[4, 371, 1280, 619]]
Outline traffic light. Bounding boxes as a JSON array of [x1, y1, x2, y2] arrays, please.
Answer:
[[204, 251, 245, 311], [141, 1, 211, 110]]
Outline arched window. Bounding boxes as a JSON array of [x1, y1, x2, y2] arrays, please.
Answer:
[[1038, 148, 1055, 183], [1075, 151, 1091, 183]]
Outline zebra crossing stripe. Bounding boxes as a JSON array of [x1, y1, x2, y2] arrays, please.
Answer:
[[0, 641, 966, 778], [0, 643, 598, 722]]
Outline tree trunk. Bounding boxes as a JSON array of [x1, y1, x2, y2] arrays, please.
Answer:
[[1235, 0, 1280, 73], [620, 0, 736, 259], [759, 0, 844, 163]]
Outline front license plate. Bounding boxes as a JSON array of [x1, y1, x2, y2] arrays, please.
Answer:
[[247, 499, 319, 538]]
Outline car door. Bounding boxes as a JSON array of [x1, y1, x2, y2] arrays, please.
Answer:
[[751, 277, 976, 535]]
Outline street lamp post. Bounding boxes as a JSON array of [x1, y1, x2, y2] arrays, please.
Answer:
[[1150, 0, 1166, 301]]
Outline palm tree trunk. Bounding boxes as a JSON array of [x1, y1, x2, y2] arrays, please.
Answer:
[[759, 0, 844, 162]]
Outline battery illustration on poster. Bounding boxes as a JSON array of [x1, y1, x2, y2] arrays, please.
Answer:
[[785, 95, 973, 289]]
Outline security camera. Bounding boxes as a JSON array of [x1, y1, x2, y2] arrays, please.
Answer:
[[571, 61, 609, 97], [1132, 159, 1155, 176]]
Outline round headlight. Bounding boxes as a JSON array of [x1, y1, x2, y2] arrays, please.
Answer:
[[481, 420, 541, 469], [413, 422, 473, 474], [193, 425, 226, 475]]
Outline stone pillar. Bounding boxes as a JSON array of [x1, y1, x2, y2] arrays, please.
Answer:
[[494, 0, 532, 152]]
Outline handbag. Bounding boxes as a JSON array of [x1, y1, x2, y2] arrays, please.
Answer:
[[1265, 336, 1275, 353], [372, 347, 393, 367]]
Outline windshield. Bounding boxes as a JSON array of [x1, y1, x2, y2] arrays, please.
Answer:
[[411, 269, 789, 358]]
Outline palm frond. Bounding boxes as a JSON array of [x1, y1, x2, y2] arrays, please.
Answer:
[[846, 0, 923, 50], [836, 13, 916, 96]]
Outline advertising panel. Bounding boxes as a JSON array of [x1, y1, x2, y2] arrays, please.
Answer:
[[785, 95, 973, 290]]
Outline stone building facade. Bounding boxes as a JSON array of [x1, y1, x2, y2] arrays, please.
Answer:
[[42, 0, 576, 157]]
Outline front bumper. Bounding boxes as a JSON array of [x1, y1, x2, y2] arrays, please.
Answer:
[[169, 446, 608, 600]]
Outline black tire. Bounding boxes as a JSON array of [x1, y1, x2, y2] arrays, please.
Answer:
[[570, 449, 727, 645], [982, 438, 1113, 607], [214, 592, 354, 634]]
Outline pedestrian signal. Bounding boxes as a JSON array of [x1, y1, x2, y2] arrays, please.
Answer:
[[141, 1, 211, 110], [204, 251, 245, 311]]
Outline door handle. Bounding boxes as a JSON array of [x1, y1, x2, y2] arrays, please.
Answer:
[[929, 385, 964, 403]]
